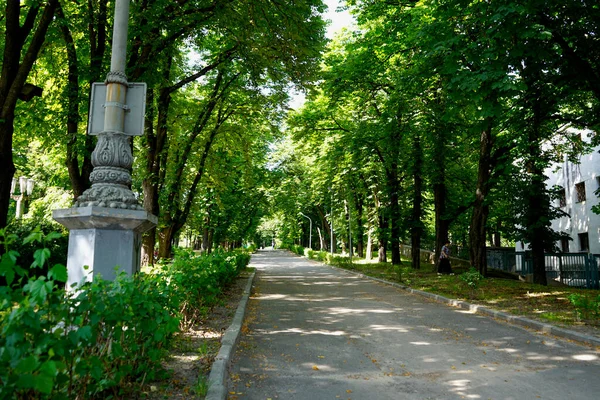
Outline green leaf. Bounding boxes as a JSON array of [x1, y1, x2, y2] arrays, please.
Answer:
[[31, 248, 51, 269], [40, 360, 58, 377], [48, 264, 68, 282], [16, 373, 37, 389], [23, 228, 43, 245], [16, 356, 38, 373], [45, 231, 63, 241], [24, 277, 52, 304], [34, 374, 54, 394], [0, 255, 16, 285]]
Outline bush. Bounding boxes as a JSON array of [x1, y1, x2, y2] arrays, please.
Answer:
[[0, 229, 251, 399], [460, 267, 484, 298], [4, 221, 68, 280], [569, 293, 600, 322], [292, 245, 305, 256]]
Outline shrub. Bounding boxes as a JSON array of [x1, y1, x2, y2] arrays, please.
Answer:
[[569, 293, 600, 323], [0, 229, 251, 399], [460, 267, 484, 298], [4, 221, 67, 280]]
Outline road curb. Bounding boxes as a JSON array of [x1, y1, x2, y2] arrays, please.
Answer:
[[206, 269, 256, 400], [336, 267, 600, 348]]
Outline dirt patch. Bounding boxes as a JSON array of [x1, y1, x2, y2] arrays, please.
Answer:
[[140, 271, 252, 399]]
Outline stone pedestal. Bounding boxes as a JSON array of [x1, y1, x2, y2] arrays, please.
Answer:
[[53, 206, 157, 289]]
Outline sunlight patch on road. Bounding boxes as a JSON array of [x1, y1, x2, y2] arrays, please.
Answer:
[[369, 324, 409, 332], [497, 348, 519, 353], [262, 327, 347, 337], [572, 353, 598, 361], [327, 307, 394, 315]]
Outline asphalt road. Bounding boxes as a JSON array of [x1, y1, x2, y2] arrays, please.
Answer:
[[227, 250, 600, 400]]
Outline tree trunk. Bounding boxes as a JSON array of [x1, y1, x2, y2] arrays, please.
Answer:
[[354, 190, 365, 258], [493, 220, 501, 247], [0, 0, 59, 229], [316, 205, 332, 251], [411, 134, 423, 269], [202, 226, 210, 253], [389, 170, 401, 265], [317, 226, 324, 251], [469, 120, 494, 276], [528, 179, 549, 286], [365, 228, 373, 261], [59, 1, 106, 199], [0, 117, 16, 230], [377, 213, 388, 263]]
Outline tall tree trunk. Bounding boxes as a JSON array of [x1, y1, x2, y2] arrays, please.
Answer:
[[432, 121, 449, 262], [493, 220, 501, 247], [388, 167, 401, 265], [378, 213, 388, 263], [434, 181, 450, 261], [317, 227, 324, 251], [202, 227, 210, 253], [142, 53, 174, 264], [365, 227, 373, 261], [469, 119, 494, 276], [0, 0, 59, 229], [411, 135, 423, 269], [316, 205, 332, 251], [353, 188, 365, 258], [59, 0, 106, 199], [0, 117, 16, 230]]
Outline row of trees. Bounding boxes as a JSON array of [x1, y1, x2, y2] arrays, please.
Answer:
[[268, 0, 599, 285], [3, 1, 599, 286], [1, 0, 328, 263]]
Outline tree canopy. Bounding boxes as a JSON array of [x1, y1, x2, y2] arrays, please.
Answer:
[[2, 0, 598, 285]]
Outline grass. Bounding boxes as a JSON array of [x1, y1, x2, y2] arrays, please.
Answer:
[[192, 375, 209, 397], [331, 256, 600, 330]]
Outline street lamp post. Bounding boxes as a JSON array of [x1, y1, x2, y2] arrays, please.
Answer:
[[300, 212, 312, 250], [11, 176, 34, 218], [330, 199, 334, 255], [53, 0, 157, 289]]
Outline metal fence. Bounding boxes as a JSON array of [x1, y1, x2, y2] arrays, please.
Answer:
[[513, 252, 600, 289]]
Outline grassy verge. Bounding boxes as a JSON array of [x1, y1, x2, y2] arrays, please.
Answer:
[[308, 251, 600, 331]]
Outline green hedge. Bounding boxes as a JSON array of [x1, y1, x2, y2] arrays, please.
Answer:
[[0, 229, 251, 399], [284, 244, 305, 256], [305, 250, 354, 269]]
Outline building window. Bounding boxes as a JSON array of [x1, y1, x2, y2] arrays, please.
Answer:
[[596, 176, 600, 189], [578, 232, 589, 252], [575, 182, 586, 203], [558, 187, 567, 207], [560, 237, 569, 253]]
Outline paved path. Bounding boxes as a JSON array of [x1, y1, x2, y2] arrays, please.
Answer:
[[227, 250, 600, 400]]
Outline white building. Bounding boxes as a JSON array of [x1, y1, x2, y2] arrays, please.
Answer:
[[549, 132, 600, 254]]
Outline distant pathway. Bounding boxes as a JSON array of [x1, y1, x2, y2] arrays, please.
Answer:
[[227, 250, 600, 400]]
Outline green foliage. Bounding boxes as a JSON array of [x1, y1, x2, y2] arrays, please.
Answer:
[[158, 248, 250, 328], [4, 222, 68, 280], [286, 244, 305, 257], [568, 293, 600, 323], [0, 230, 251, 399], [306, 249, 330, 263], [460, 267, 485, 298]]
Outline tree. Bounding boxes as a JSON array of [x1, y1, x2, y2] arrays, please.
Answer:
[[0, 0, 59, 229]]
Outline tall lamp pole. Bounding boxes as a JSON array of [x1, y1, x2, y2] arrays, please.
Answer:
[[300, 212, 312, 250], [53, 0, 157, 289], [330, 193, 334, 255]]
